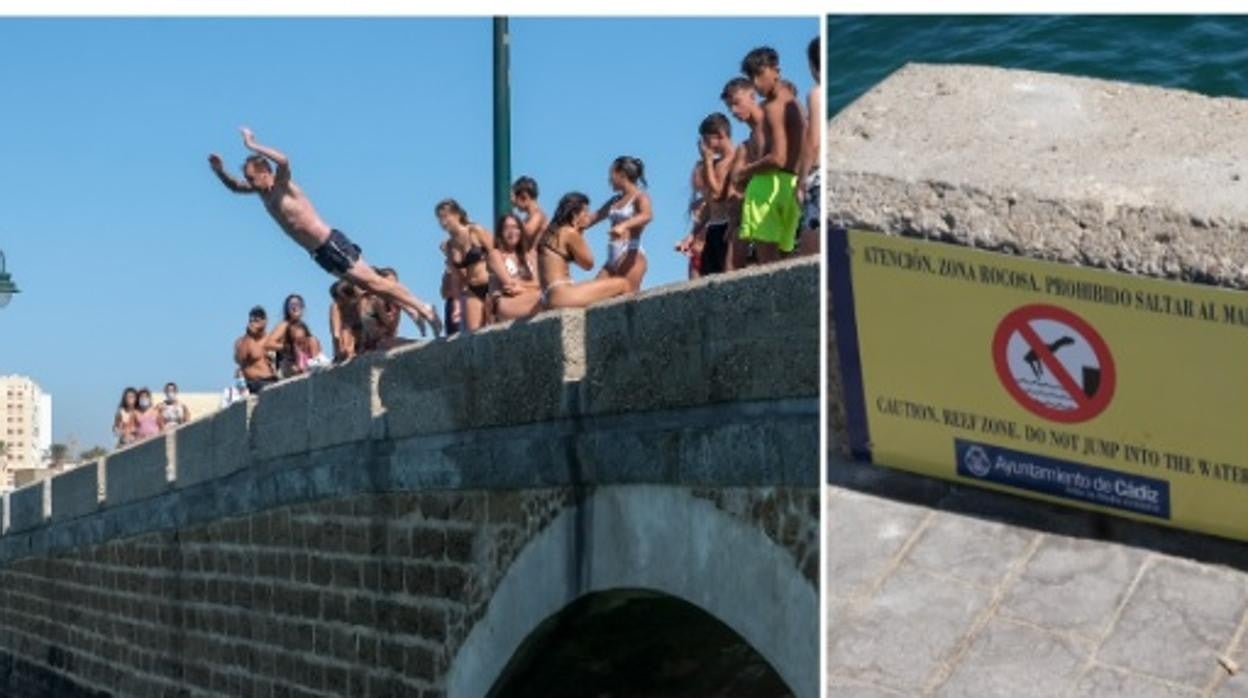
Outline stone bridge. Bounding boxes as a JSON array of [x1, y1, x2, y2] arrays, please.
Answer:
[[0, 259, 819, 698], [825, 65, 1248, 697]]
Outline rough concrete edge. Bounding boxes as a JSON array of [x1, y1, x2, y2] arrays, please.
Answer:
[[579, 256, 820, 416], [559, 309, 587, 383]]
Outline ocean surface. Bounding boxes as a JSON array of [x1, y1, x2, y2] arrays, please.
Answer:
[[827, 16, 1248, 115]]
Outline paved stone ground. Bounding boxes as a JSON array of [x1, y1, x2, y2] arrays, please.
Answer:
[[826, 486, 1248, 697]]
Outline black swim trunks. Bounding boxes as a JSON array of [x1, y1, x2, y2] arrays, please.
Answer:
[[444, 297, 460, 336], [312, 229, 362, 276], [700, 221, 730, 276], [245, 376, 278, 394]]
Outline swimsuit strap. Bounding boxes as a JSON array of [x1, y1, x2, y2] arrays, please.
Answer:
[[540, 230, 571, 261], [454, 244, 486, 268], [609, 195, 637, 222]]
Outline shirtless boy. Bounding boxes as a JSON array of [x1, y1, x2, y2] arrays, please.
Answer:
[[796, 37, 823, 257], [511, 176, 548, 250], [735, 48, 805, 264], [677, 113, 741, 275], [721, 77, 766, 269], [209, 128, 442, 336]]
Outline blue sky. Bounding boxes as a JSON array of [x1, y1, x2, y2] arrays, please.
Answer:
[[0, 17, 816, 451]]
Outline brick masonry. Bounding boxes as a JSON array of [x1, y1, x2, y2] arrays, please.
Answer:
[[0, 485, 815, 698]]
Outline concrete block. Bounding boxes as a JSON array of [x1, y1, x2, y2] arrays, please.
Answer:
[[9, 481, 48, 533], [379, 310, 583, 438], [249, 374, 311, 462], [104, 435, 172, 506], [583, 258, 819, 416], [827, 63, 1248, 288], [308, 353, 382, 452], [175, 398, 253, 488], [50, 462, 102, 522]]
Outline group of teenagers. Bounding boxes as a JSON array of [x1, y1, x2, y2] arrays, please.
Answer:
[[195, 41, 817, 395], [436, 162, 650, 334], [680, 38, 822, 278], [439, 40, 823, 333]]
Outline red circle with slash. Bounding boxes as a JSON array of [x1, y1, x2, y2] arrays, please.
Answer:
[[992, 304, 1115, 423]]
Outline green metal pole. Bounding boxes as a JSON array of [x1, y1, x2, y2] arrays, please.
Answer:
[[493, 17, 512, 227]]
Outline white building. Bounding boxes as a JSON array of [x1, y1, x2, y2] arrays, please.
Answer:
[[37, 393, 52, 460], [1, 375, 51, 491]]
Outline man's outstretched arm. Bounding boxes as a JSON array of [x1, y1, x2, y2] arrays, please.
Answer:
[[240, 127, 291, 183], [208, 154, 255, 193]]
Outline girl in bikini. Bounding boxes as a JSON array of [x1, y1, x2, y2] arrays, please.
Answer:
[[489, 213, 542, 321], [113, 387, 139, 448], [586, 156, 653, 293], [436, 199, 496, 332], [537, 193, 631, 309]]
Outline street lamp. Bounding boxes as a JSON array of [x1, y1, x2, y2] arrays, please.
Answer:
[[493, 16, 511, 226], [0, 250, 19, 308]]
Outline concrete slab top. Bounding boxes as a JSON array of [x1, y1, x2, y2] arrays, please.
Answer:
[[828, 63, 1248, 222]]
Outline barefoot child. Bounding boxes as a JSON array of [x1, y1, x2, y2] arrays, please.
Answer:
[[797, 37, 823, 257], [720, 77, 766, 270], [208, 128, 442, 336], [734, 48, 805, 265], [695, 113, 741, 275], [511, 176, 548, 251]]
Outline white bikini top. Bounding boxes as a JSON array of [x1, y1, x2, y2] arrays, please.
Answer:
[[608, 197, 637, 226]]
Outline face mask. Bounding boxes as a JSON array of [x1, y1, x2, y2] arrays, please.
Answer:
[[138, 398, 151, 409], [165, 392, 176, 402]]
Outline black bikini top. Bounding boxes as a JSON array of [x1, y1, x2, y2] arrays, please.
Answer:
[[454, 245, 486, 268], [540, 230, 573, 262]]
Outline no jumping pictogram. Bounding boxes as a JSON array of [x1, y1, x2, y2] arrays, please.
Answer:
[[992, 305, 1115, 423]]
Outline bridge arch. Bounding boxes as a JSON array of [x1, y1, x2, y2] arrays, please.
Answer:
[[445, 485, 817, 698], [486, 588, 792, 696]]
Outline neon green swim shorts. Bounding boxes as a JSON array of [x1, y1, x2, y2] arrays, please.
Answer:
[[739, 170, 800, 253]]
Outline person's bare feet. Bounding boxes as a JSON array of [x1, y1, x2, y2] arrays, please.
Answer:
[[404, 303, 443, 337]]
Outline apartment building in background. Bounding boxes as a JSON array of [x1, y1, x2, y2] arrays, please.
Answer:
[[1, 374, 52, 491]]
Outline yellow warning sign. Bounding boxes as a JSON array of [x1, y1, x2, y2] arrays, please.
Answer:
[[832, 229, 1248, 542]]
